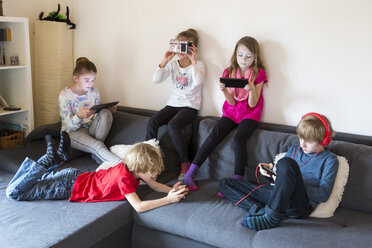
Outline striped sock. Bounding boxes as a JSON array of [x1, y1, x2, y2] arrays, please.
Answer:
[[57, 131, 71, 161], [37, 135, 57, 168], [241, 213, 280, 231], [245, 207, 266, 217]]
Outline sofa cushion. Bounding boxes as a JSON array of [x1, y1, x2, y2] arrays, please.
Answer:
[[0, 139, 87, 174], [328, 140, 372, 212], [133, 180, 372, 248], [133, 180, 255, 248], [0, 157, 134, 248]]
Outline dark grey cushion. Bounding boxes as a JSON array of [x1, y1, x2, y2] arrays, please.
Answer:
[[328, 140, 372, 212], [0, 139, 87, 174], [133, 180, 372, 248], [24, 122, 62, 142]]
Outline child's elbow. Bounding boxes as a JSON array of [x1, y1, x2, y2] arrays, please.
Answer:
[[134, 205, 147, 213]]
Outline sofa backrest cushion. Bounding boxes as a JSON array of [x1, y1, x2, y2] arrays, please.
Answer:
[[195, 118, 372, 213]]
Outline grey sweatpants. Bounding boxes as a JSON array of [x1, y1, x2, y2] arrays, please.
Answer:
[[68, 109, 121, 164]]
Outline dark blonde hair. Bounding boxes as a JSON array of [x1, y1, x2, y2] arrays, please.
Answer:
[[124, 143, 164, 175], [296, 114, 335, 143], [177, 28, 199, 47], [73, 57, 97, 76], [228, 36, 265, 82]]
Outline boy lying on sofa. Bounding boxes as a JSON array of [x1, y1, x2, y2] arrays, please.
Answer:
[[6, 131, 188, 213]]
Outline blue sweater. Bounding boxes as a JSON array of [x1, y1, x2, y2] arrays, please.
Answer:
[[285, 145, 339, 208]]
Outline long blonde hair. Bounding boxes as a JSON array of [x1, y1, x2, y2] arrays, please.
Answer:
[[227, 36, 265, 82]]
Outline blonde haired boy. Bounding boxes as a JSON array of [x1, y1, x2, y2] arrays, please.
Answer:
[[7, 141, 188, 213]]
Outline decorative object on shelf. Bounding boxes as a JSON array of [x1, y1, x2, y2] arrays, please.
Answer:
[[10, 55, 19, 65], [39, 4, 76, 29], [0, 28, 11, 65], [0, 0, 3, 16]]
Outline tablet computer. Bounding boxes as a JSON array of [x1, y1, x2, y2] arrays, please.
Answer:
[[220, 78, 248, 88], [90, 101, 119, 111]]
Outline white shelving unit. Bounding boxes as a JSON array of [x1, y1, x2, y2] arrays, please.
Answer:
[[0, 16, 33, 135]]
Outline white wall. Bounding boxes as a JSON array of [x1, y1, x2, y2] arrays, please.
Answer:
[[5, 0, 372, 136]]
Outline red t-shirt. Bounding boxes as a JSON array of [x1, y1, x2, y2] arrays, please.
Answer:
[[69, 162, 139, 203]]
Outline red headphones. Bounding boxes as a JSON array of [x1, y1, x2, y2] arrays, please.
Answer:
[[302, 112, 332, 146]]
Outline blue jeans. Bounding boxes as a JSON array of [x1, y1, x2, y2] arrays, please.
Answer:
[[219, 157, 313, 219], [6, 157, 80, 201]]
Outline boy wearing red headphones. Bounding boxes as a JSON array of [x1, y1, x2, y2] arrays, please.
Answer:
[[219, 113, 339, 231]]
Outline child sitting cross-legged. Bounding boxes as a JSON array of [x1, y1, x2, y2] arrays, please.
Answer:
[[6, 133, 188, 213], [219, 112, 339, 231]]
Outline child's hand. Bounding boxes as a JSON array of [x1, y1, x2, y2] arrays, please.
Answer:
[[77, 106, 95, 119], [219, 82, 227, 92], [109, 105, 117, 113], [244, 80, 255, 91], [258, 163, 274, 178], [167, 187, 188, 203], [186, 44, 197, 64], [159, 51, 175, 68], [172, 181, 188, 192]]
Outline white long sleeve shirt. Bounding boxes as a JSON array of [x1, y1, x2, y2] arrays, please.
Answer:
[[153, 60, 205, 110]]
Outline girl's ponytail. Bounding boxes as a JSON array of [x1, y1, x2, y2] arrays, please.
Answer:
[[73, 57, 97, 76]]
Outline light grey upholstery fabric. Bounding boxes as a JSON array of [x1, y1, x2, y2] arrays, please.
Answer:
[[133, 180, 372, 248]]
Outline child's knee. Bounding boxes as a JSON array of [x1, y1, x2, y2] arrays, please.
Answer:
[[98, 108, 113, 122], [276, 157, 297, 173], [219, 178, 233, 191], [233, 133, 246, 147]]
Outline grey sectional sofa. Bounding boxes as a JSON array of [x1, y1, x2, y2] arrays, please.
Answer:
[[1, 106, 372, 248]]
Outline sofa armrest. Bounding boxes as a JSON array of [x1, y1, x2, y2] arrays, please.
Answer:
[[25, 122, 62, 143]]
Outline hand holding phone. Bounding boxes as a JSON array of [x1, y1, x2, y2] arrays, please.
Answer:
[[259, 163, 276, 177], [261, 165, 276, 176]]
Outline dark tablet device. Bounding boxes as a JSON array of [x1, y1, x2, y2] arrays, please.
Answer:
[[90, 101, 119, 111], [261, 165, 276, 176], [220, 78, 248, 88]]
